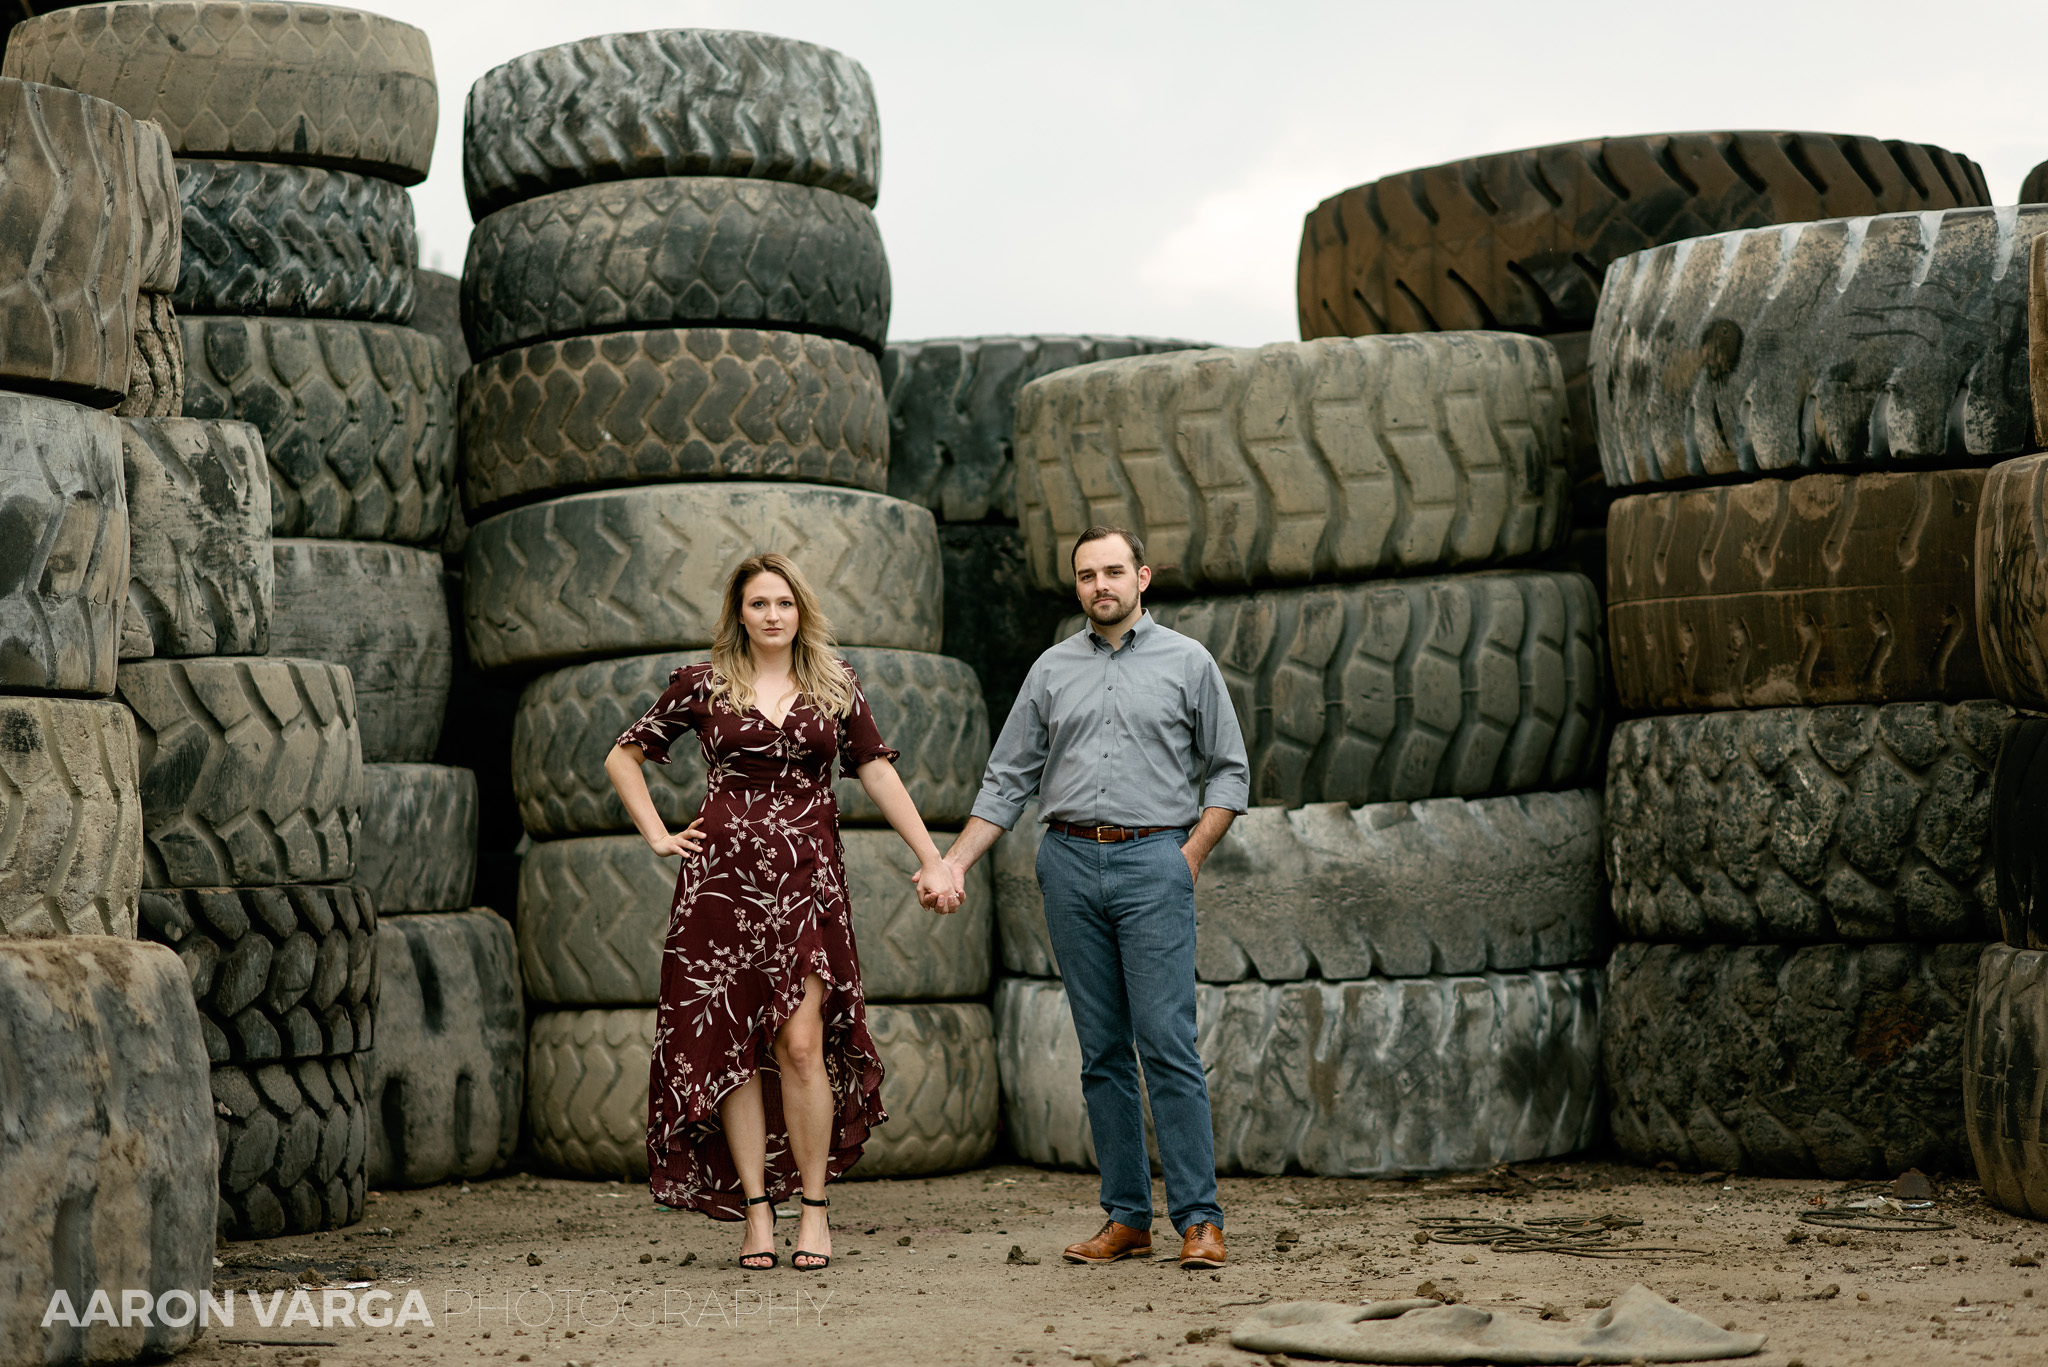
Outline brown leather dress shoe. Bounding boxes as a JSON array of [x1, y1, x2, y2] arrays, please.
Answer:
[[1062, 1219, 1153, 1263], [1178, 1221, 1225, 1268]]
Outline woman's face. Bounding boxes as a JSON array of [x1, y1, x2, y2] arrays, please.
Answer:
[[739, 571, 798, 653]]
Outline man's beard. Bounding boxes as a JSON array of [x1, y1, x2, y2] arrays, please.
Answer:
[[1085, 593, 1131, 623]]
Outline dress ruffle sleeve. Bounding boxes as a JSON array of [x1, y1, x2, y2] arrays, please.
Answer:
[[615, 664, 706, 765], [836, 664, 901, 776]]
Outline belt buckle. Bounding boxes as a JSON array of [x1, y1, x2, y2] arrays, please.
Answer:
[[1094, 824, 1118, 843]]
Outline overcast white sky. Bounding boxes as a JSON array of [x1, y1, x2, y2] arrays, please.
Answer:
[[385, 0, 2048, 349]]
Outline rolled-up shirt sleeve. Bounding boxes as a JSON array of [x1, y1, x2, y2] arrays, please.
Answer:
[[970, 662, 1049, 830], [1193, 655, 1251, 813]]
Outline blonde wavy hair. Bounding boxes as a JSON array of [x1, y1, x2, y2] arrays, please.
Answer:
[[705, 552, 854, 719]]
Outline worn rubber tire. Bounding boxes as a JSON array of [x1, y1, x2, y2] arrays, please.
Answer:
[[1975, 454, 2048, 713], [524, 1006, 651, 1180], [1125, 570, 1604, 808], [211, 1053, 367, 1238], [512, 647, 987, 837], [0, 698, 142, 938], [996, 971, 1601, 1175], [994, 791, 1604, 980], [1604, 940, 1982, 1177], [848, 1003, 998, 1178], [462, 29, 880, 218], [1608, 470, 1986, 710], [354, 765, 478, 915], [3, 2, 437, 184], [516, 832, 992, 1006], [463, 484, 940, 669], [0, 76, 139, 406], [119, 415, 270, 660], [1965, 944, 2048, 1219], [117, 291, 186, 419], [940, 524, 1073, 733], [413, 268, 466, 377], [1994, 719, 2048, 952], [459, 327, 887, 515], [174, 159, 417, 321], [364, 911, 523, 1188], [461, 177, 890, 362], [179, 314, 455, 544], [0, 938, 215, 1365], [1298, 132, 1989, 340], [118, 656, 363, 888], [882, 335, 1209, 523], [1596, 206, 2043, 488], [132, 117, 178, 292], [1608, 703, 2006, 944], [524, 1001, 992, 1181], [1015, 334, 1569, 595], [0, 394, 127, 696], [139, 883, 376, 1064], [268, 540, 451, 763]]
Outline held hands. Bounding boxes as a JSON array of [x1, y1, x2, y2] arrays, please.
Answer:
[[913, 857, 965, 914], [647, 818, 706, 859]]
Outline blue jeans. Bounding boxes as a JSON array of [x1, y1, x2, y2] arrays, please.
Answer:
[[1036, 827, 1223, 1236]]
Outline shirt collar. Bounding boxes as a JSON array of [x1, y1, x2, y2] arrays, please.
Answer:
[[1087, 610, 1152, 653]]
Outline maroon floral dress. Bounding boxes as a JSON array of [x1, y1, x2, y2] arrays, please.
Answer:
[[614, 661, 894, 1219]]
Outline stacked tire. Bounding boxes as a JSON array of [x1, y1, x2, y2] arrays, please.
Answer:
[[0, 66, 217, 1364], [458, 29, 999, 1183], [1296, 133, 1992, 576], [5, 0, 516, 1221], [883, 336, 1205, 723], [1963, 261, 2048, 1217], [1000, 334, 1609, 1176], [1592, 198, 2035, 1179]]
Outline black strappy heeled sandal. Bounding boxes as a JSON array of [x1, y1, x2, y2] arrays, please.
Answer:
[[791, 1195, 831, 1270], [739, 1193, 779, 1270]]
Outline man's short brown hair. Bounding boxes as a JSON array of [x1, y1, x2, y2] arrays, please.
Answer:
[[1070, 525, 1146, 571]]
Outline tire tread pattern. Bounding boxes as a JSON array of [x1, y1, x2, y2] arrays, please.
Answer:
[[0, 396, 127, 695], [139, 883, 376, 1063], [1299, 132, 1990, 340], [462, 29, 880, 217], [212, 1054, 368, 1238], [174, 159, 417, 321], [1128, 571, 1604, 808], [1016, 335, 1569, 595], [180, 315, 454, 543], [1965, 944, 2048, 1219], [460, 177, 889, 361], [119, 656, 363, 887], [354, 764, 478, 915], [1608, 470, 1987, 709], [459, 327, 886, 514], [1607, 703, 2006, 943], [0, 698, 143, 938], [1595, 206, 2043, 487], [996, 973, 1601, 1175], [1605, 940, 1983, 1177], [3, 2, 438, 184], [119, 415, 270, 660]]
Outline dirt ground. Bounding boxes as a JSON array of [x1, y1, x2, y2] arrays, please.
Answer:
[[175, 1159, 2048, 1367]]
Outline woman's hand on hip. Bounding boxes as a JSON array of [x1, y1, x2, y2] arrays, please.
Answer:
[[647, 818, 706, 859]]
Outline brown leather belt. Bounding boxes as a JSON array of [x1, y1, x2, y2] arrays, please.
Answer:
[[1048, 821, 1178, 843]]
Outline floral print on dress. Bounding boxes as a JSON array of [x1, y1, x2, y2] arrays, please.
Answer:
[[614, 661, 899, 1219]]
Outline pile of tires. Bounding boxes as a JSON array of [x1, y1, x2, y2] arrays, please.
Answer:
[[0, 65, 218, 1364], [1593, 198, 2035, 1180], [457, 29, 999, 1183], [1001, 334, 1609, 1176], [1296, 132, 1991, 577], [883, 335, 1205, 723], [8, 0, 521, 1223]]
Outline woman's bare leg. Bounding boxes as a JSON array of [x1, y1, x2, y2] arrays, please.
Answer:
[[774, 973, 833, 1266], [717, 1073, 774, 1260]]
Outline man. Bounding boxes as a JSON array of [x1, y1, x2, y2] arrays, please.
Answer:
[[941, 525, 1249, 1270]]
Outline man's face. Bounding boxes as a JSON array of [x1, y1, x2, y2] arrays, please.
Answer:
[[1073, 536, 1150, 627]]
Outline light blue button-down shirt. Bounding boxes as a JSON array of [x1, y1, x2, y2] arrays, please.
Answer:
[[971, 611, 1252, 830]]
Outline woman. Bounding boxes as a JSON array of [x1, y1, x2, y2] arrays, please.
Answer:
[[604, 552, 962, 1272]]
